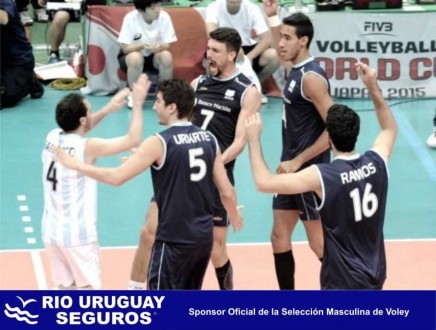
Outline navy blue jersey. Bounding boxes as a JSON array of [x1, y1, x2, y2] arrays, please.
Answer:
[[316, 150, 389, 289], [0, 0, 34, 66], [282, 58, 330, 167], [152, 123, 218, 244], [191, 72, 253, 179]]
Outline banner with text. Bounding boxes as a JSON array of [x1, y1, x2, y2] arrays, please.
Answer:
[[310, 12, 436, 99], [0, 291, 435, 329]]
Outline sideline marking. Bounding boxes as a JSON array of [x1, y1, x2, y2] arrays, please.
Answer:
[[31, 250, 48, 290], [19, 205, 29, 212], [24, 227, 34, 233], [1, 238, 436, 253], [22, 216, 31, 222], [392, 107, 436, 182], [27, 238, 37, 245]]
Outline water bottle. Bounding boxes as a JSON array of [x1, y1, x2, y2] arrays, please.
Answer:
[[294, 0, 303, 11], [63, 42, 72, 63]]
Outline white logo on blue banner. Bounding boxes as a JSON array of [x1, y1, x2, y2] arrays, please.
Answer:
[[4, 296, 39, 325]]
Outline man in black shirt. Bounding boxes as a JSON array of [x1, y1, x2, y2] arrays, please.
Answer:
[[128, 27, 260, 290]]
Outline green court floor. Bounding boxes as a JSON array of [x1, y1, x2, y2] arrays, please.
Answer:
[[1, 91, 435, 251]]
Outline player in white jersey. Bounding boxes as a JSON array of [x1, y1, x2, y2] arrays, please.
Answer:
[[41, 74, 150, 289]]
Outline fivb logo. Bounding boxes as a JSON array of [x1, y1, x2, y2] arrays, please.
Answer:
[[4, 296, 39, 325], [362, 21, 396, 36]]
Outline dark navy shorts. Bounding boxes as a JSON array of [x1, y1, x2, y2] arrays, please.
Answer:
[[272, 192, 321, 221], [212, 165, 235, 227], [117, 50, 159, 75], [147, 240, 212, 290]]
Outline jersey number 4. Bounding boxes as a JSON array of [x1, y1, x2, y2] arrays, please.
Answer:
[[349, 183, 378, 222], [46, 161, 58, 191]]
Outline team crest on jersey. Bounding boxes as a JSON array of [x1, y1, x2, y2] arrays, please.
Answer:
[[287, 80, 296, 93], [224, 89, 235, 101], [199, 76, 207, 84]]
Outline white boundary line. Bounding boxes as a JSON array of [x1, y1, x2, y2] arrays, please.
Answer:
[[30, 250, 48, 290], [2, 238, 436, 253]]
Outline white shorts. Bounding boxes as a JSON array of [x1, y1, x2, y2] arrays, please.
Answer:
[[44, 242, 101, 289]]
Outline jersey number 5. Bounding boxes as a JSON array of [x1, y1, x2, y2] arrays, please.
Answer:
[[46, 161, 58, 191], [189, 148, 206, 182], [349, 183, 378, 222]]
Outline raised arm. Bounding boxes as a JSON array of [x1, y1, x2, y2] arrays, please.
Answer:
[[262, 0, 291, 70], [357, 62, 397, 160], [56, 135, 163, 187], [221, 86, 261, 164], [85, 74, 151, 162], [87, 88, 130, 130], [246, 113, 321, 196]]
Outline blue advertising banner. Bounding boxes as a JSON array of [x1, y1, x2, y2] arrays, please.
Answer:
[[0, 291, 435, 329]]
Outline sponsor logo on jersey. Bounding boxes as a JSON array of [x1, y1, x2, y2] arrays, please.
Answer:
[[133, 33, 142, 41], [287, 80, 296, 93], [224, 89, 235, 101]]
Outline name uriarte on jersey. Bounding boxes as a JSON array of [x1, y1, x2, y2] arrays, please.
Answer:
[[42, 128, 98, 247]]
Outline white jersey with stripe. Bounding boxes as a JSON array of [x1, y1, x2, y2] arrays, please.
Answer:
[[41, 129, 98, 247]]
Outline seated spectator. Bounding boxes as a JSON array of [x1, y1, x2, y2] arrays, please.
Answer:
[[16, 0, 47, 26], [33, 0, 48, 23], [44, 0, 80, 63], [205, 0, 279, 103], [117, 0, 177, 107], [1, 0, 44, 109]]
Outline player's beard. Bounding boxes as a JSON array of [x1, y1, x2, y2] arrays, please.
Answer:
[[209, 61, 222, 77]]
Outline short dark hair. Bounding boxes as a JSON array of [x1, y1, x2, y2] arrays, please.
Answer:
[[326, 104, 360, 152], [134, 0, 161, 11], [55, 93, 88, 132], [209, 27, 242, 59], [157, 79, 195, 119], [282, 13, 314, 48]]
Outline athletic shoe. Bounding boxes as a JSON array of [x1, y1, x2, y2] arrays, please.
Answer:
[[30, 78, 44, 99], [34, 8, 48, 23], [20, 11, 34, 26], [261, 94, 268, 104], [427, 131, 436, 148], [48, 53, 61, 64]]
